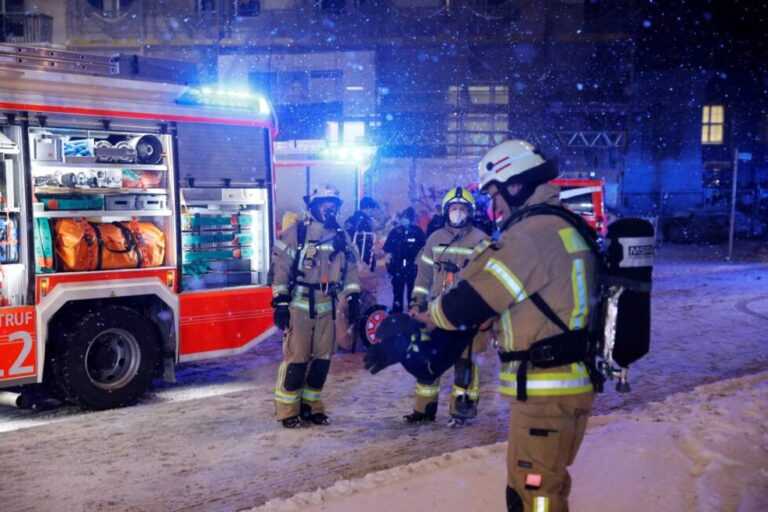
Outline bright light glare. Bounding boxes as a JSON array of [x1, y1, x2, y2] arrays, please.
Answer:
[[178, 85, 272, 115], [321, 144, 376, 164]]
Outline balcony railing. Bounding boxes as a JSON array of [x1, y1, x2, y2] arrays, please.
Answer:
[[0, 13, 53, 44]]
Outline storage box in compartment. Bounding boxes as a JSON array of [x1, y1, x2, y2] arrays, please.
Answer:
[[105, 194, 137, 210], [38, 194, 104, 211], [181, 271, 256, 290], [181, 213, 252, 231], [32, 136, 62, 162], [137, 194, 167, 210]]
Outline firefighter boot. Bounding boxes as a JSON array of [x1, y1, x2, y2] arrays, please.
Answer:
[[302, 402, 331, 425], [281, 416, 303, 429], [448, 395, 478, 427], [506, 487, 523, 512], [404, 402, 437, 424]]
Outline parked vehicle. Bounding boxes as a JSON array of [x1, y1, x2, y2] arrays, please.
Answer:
[[0, 45, 277, 409]]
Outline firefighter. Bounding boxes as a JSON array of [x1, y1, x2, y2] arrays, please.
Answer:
[[271, 185, 361, 429], [406, 187, 490, 426], [344, 196, 380, 271], [412, 140, 598, 511], [383, 207, 425, 313]]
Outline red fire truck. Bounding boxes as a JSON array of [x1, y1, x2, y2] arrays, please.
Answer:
[[0, 45, 277, 409], [552, 177, 607, 235]]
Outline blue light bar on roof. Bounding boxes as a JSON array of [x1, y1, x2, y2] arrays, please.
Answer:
[[177, 85, 271, 115]]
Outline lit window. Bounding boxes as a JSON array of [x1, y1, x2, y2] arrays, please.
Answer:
[[702, 105, 724, 145], [447, 86, 461, 106], [447, 85, 508, 105], [469, 86, 492, 105], [343, 121, 365, 144], [326, 121, 339, 143]]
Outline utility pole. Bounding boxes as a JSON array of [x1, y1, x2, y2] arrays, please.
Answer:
[[727, 149, 752, 261], [727, 148, 739, 261]]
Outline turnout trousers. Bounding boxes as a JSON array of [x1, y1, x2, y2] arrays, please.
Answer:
[[274, 306, 335, 420], [413, 347, 480, 417], [390, 266, 417, 313], [506, 392, 593, 512]]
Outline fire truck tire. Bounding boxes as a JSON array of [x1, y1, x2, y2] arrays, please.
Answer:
[[54, 306, 160, 410], [358, 305, 389, 348]]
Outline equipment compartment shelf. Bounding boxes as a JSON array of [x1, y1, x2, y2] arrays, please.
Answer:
[[31, 162, 168, 171], [35, 187, 167, 195], [34, 209, 172, 218]]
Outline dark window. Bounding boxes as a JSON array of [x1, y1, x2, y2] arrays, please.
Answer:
[[235, 0, 260, 16], [198, 0, 217, 12], [86, 0, 135, 17], [321, 0, 345, 13]]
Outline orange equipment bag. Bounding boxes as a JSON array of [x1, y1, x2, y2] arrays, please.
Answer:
[[54, 218, 165, 271]]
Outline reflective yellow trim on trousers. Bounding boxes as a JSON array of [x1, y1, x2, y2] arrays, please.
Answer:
[[500, 310, 514, 351], [302, 387, 322, 402], [569, 258, 589, 329], [451, 385, 480, 400], [344, 283, 361, 293], [275, 362, 302, 404], [272, 284, 289, 297], [499, 363, 593, 397], [534, 496, 550, 512], [290, 299, 333, 315], [429, 297, 455, 330], [558, 227, 589, 254], [484, 258, 527, 303], [415, 383, 440, 398], [413, 285, 430, 297], [421, 253, 434, 266], [452, 362, 480, 399]]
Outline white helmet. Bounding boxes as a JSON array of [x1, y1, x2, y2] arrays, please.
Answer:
[[305, 184, 342, 208], [477, 140, 557, 191]]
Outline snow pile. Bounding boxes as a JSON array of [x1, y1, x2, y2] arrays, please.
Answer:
[[249, 372, 768, 512]]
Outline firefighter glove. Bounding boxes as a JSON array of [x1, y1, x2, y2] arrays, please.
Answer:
[[272, 295, 291, 330], [347, 293, 360, 323]]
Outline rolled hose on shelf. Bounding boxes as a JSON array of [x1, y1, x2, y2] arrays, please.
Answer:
[[128, 135, 164, 165]]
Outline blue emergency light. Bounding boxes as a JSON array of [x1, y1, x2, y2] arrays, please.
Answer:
[[320, 144, 376, 164], [177, 85, 271, 115]]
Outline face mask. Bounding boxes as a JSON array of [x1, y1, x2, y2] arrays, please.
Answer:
[[400, 218, 411, 227], [448, 208, 468, 227], [323, 209, 339, 229]]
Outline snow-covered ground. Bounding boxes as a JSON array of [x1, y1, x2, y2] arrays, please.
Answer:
[[250, 371, 768, 512], [0, 242, 766, 511]]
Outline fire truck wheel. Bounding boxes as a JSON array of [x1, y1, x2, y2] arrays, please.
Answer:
[[55, 306, 160, 410], [358, 305, 389, 348]]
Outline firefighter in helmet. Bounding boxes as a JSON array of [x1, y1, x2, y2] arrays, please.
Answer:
[[405, 187, 490, 426], [271, 184, 361, 428], [409, 140, 598, 511]]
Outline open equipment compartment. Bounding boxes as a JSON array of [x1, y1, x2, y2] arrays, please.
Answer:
[[28, 123, 176, 274], [177, 122, 272, 291], [0, 124, 25, 306]]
